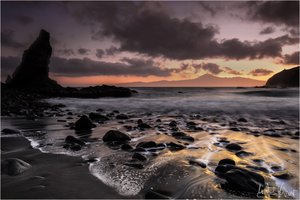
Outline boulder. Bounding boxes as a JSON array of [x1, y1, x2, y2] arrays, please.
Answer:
[[167, 142, 185, 151], [132, 152, 147, 161], [138, 123, 151, 129], [136, 141, 157, 149], [1, 158, 31, 176], [75, 115, 96, 130], [272, 171, 292, 179], [169, 121, 177, 127], [222, 168, 265, 194], [225, 143, 242, 151], [1, 128, 21, 134], [102, 130, 131, 142], [65, 135, 85, 146], [116, 114, 129, 120], [218, 158, 236, 166], [64, 135, 85, 151], [89, 112, 109, 121]]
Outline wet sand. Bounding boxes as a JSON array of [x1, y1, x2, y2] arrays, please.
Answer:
[[1, 136, 124, 199], [1, 111, 299, 199]]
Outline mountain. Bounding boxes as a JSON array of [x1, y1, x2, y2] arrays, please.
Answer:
[[265, 66, 299, 88], [119, 73, 265, 87]]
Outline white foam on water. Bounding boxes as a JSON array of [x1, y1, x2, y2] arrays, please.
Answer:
[[89, 155, 172, 196]]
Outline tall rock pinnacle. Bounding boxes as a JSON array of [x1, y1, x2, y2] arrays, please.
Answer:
[[7, 29, 61, 91]]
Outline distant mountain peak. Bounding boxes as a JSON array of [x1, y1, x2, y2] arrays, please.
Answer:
[[119, 73, 265, 87]]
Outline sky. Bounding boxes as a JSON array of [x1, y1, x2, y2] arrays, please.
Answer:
[[1, 1, 299, 86]]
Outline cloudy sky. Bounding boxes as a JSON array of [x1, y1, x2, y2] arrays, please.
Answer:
[[1, 1, 299, 86]]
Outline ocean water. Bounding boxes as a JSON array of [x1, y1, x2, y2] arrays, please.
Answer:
[[2, 87, 299, 198], [47, 87, 299, 121]]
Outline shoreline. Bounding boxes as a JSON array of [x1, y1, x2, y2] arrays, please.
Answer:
[[1, 135, 125, 199]]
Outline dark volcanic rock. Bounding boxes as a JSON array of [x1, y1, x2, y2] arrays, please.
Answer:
[[218, 158, 236, 166], [137, 141, 157, 149], [132, 153, 147, 161], [265, 66, 299, 88], [102, 130, 131, 142], [65, 135, 85, 146], [222, 168, 265, 194], [1, 158, 31, 176], [235, 151, 254, 157], [75, 115, 96, 130], [7, 29, 62, 93], [272, 171, 292, 179], [1, 128, 21, 134], [169, 121, 177, 127], [4, 29, 134, 99], [225, 143, 243, 151], [89, 112, 109, 121], [116, 114, 129, 120], [138, 123, 151, 129], [167, 142, 185, 151], [64, 135, 85, 151]]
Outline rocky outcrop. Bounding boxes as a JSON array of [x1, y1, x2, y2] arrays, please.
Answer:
[[7, 29, 62, 93], [5, 29, 135, 98], [265, 66, 299, 88]]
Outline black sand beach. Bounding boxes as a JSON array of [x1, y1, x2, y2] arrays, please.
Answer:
[[1, 136, 123, 199]]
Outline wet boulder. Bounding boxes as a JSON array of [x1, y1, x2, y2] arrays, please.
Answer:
[[222, 168, 265, 194], [169, 121, 177, 127], [132, 152, 147, 161], [225, 143, 242, 151], [218, 158, 236, 166], [89, 112, 109, 121], [116, 114, 129, 120], [235, 151, 254, 157], [138, 123, 151, 129], [167, 142, 185, 151], [1, 158, 31, 176], [102, 130, 131, 143], [1, 128, 21, 134], [74, 115, 96, 130], [137, 141, 157, 149], [272, 171, 293, 180], [64, 135, 85, 151]]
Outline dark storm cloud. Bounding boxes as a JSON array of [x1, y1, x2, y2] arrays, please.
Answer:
[[248, 1, 299, 27], [282, 51, 299, 65], [249, 68, 273, 76], [50, 57, 171, 77], [1, 29, 25, 49], [198, 2, 216, 17], [105, 46, 119, 56], [78, 48, 91, 55], [259, 26, 275, 35], [223, 67, 242, 76], [178, 63, 242, 76], [96, 49, 105, 58], [14, 15, 34, 26], [201, 63, 223, 75], [1, 56, 171, 78], [56, 48, 75, 56], [70, 2, 297, 60]]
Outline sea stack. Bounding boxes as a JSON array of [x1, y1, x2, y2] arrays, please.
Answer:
[[7, 29, 62, 92]]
